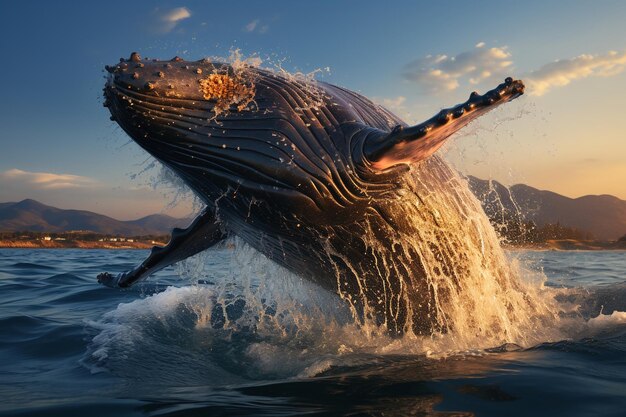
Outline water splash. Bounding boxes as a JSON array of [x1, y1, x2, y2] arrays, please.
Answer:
[[96, 54, 624, 381], [86, 243, 364, 381], [224, 49, 331, 112], [312, 158, 565, 350], [85, 234, 626, 382]]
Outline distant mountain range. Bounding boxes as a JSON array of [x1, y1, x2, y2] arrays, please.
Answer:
[[0, 199, 189, 236], [468, 176, 626, 241], [2, 179, 625, 240]]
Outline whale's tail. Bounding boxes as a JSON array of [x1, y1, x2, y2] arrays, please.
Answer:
[[360, 78, 524, 170]]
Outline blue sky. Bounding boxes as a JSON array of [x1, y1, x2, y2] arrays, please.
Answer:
[[1, 1, 625, 219]]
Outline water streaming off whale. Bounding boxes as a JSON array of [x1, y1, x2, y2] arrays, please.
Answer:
[[101, 51, 535, 336]]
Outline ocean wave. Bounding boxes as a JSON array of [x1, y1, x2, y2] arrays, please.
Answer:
[[82, 244, 626, 385]]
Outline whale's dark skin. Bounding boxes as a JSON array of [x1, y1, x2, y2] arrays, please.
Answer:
[[100, 52, 524, 335]]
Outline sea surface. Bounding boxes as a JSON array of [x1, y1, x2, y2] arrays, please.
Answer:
[[1, 247, 625, 416]]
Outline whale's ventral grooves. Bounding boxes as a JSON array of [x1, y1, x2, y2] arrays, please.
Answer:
[[101, 52, 525, 335]]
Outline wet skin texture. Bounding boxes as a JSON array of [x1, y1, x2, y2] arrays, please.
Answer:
[[100, 52, 524, 335]]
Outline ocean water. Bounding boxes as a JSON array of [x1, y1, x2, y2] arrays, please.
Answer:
[[0, 247, 625, 416]]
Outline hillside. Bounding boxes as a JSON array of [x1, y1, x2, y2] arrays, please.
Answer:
[[2, 183, 626, 243], [468, 177, 626, 241], [0, 199, 189, 235]]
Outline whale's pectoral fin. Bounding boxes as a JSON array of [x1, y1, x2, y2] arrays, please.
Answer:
[[361, 78, 524, 171], [97, 208, 226, 288]]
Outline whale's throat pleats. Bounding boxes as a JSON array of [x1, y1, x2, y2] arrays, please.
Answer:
[[104, 55, 549, 339]]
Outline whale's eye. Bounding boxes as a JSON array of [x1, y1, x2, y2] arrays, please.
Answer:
[[198, 74, 256, 116]]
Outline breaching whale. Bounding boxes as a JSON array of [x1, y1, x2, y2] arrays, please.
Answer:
[[100, 52, 525, 335]]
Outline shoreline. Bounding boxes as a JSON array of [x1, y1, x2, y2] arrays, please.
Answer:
[[0, 240, 166, 250], [0, 239, 624, 251], [504, 239, 626, 251]]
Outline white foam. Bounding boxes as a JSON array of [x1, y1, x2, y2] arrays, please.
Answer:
[[582, 311, 626, 336]]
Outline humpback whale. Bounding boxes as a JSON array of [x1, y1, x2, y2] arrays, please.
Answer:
[[100, 52, 524, 335]]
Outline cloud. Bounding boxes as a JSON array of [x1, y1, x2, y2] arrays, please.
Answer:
[[403, 43, 513, 94], [244, 19, 259, 32], [404, 43, 626, 97], [159, 7, 191, 33], [370, 96, 416, 121], [243, 18, 268, 34], [372, 96, 407, 113], [0, 169, 98, 190], [526, 50, 626, 96]]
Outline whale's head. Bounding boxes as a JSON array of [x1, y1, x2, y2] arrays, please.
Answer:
[[104, 52, 376, 219], [103, 52, 290, 203], [104, 52, 524, 221], [103, 52, 255, 161]]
